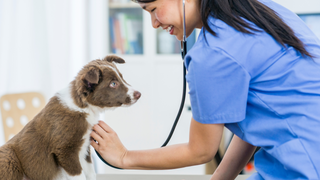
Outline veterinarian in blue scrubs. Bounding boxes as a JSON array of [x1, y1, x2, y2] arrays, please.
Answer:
[[91, 0, 320, 179]]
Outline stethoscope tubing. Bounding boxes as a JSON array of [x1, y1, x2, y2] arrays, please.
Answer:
[[94, 46, 187, 169], [162, 47, 187, 147], [95, 0, 188, 169]]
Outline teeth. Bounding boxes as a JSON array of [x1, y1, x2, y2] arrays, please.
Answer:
[[165, 25, 173, 33]]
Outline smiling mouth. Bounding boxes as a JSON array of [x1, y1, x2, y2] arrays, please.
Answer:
[[163, 25, 174, 34]]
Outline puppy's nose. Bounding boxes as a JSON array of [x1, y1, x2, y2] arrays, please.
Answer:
[[134, 91, 141, 99]]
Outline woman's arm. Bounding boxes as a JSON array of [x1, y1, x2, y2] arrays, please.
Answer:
[[210, 135, 256, 180], [90, 118, 224, 169]]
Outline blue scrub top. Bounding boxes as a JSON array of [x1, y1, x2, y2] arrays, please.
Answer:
[[185, 0, 320, 179]]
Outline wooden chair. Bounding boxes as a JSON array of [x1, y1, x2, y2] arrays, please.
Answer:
[[0, 92, 46, 142]]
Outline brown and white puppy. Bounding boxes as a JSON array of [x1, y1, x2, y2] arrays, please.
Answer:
[[0, 55, 141, 180]]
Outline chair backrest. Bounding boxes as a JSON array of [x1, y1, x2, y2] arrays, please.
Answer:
[[0, 92, 46, 142]]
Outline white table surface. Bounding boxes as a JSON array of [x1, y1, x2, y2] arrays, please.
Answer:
[[97, 174, 250, 180]]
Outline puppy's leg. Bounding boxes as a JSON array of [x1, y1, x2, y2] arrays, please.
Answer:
[[0, 146, 24, 180], [55, 150, 83, 177], [80, 147, 96, 180]]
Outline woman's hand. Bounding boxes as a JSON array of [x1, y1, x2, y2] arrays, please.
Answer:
[[90, 121, 127, 168]]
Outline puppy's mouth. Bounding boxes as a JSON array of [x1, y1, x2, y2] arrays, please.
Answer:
[[122, 91, 141, 106], [122, 97, 132, 106]]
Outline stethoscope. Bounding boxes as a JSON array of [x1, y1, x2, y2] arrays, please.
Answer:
[[95, 0, 188, 169]]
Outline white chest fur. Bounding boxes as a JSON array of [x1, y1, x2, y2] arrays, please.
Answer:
[[54, 86, 98, 180]]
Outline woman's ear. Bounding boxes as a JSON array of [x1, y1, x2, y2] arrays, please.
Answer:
[[103, 55, 126, 64]]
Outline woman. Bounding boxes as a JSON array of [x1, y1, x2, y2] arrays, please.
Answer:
[[91, 0, 320, 179]]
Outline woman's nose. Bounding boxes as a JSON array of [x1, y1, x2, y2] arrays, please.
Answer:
[[151, 16, 161, 29]]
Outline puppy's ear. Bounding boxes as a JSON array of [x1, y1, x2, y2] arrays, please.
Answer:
[[82, 66, 100, 93], [103, 55, 125, 64]]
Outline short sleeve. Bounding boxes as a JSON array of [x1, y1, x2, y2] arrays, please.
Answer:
[[185, 47, 251, 124]]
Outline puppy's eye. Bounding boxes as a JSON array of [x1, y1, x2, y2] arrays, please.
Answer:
[[110, 81, 117, 88]]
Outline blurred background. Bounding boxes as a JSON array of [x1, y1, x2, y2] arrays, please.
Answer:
[[0, 0, 319, 176]]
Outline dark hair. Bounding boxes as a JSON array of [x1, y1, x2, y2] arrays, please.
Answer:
[[135, 0, 313, 58]]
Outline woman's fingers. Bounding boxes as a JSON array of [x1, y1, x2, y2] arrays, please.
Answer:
[[91, 121, 114, 140], [91, 121, 114, 148], [98, 120, 115, 133], [90, 130, 103, 150], [91, 130, 103, 142], [90, 137, 99, 149], [92, 123, 109, 139]]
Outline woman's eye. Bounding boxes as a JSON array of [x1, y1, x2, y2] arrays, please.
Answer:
[[110, 82, 117, 88], [151, 8, 156, 12]]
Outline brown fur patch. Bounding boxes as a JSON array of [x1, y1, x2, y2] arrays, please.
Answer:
[[86, 146, 92, 163], [0, 96, 89, 180], [0, 144, 24, 180], [84, 67, 100, 85]]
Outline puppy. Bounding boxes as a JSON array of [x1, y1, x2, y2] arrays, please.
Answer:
[[0, 55, 141, 180]]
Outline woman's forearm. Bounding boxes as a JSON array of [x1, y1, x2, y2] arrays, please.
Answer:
[[122, 119, 225, 170], [211, 135, 256, 180], [123, 143, 211, 170]]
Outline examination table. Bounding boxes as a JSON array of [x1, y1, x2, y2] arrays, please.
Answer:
[[97, 174, 250, 180]]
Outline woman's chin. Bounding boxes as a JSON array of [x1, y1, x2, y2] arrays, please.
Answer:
[[175, 35, 183, 41]]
